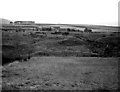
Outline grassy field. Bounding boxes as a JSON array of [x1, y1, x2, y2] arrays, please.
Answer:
[[2, 31, 120, 65], [1, 25, 120, 91], [2, 56, 118, 90]]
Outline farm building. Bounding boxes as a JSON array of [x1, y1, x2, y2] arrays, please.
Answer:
[[41, 26, 52, 31], [60, 28, 68, 32], [51, 26, 60, 32], [14, 21, 35, 25]]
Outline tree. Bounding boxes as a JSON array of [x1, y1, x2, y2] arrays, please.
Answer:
[[84, 28, 92, 32]]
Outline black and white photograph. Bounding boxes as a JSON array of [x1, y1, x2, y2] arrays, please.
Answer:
[[0, 0, 120, 91]]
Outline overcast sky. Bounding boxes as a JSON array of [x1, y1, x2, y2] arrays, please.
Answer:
[[0, 0, 119, 26]]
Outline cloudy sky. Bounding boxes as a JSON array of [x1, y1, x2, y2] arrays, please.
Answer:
[[0, 0, 119, 26]]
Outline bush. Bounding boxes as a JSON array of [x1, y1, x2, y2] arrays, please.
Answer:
[[2, 33, 35, 65]]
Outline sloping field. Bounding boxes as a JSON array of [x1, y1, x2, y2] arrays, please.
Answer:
[[2, 57, 118, 90], [96, 36, 120, 44]]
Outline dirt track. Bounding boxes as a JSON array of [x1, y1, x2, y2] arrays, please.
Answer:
[[2, 56, 118, 90]]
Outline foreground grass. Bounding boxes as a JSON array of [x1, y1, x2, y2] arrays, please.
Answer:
[[2, 57, 118, 91]]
